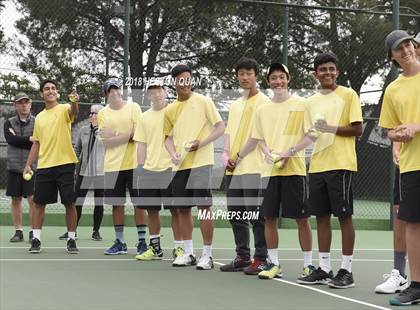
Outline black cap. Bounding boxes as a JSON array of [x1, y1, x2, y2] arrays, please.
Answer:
[[266, 63, 290, 81]]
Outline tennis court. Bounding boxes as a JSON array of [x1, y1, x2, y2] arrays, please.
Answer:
[[0, 225, 403, 310]]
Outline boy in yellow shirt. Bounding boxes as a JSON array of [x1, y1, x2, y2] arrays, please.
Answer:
[[24, 80, 79, 254], [219, 57, 269, 275], [297, 52, 363, 289], [134, 82, 183, 261], [379, 30, 420, 306], [97, 79, 147, 256], [164, 64, 225, 269], [235, 63, 315, 280]]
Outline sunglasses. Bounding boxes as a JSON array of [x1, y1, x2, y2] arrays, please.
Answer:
[[89, 112, 97, 116]]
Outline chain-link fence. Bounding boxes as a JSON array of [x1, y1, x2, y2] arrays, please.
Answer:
[[0, 100, 393, 222], [1, 0, 419, 227]]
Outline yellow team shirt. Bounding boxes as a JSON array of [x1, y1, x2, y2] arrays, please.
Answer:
[[97, 101, 142, 172], [134, 107, 172, 172], [33, 103, 78, 169], [163, 92, 222, 171], [307, 86, 363, 173], [252, 97, 311, 177], [379, 72, 420, 174], [225, 91, 270, 175]]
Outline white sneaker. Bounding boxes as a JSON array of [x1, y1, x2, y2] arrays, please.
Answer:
[[375, 269, 408, 294], [196, 256, 214, 270], [172, 253, 197, 267]]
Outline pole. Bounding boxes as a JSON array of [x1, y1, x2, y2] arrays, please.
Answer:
[[282, 1, 289, 65], [123, 0, 130, 100], [389, 0, 399, 231]]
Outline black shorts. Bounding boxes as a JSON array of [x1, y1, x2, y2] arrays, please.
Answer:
[[6, 171, 34, 198], [307, 170, 354, 218], [137, 168, 173, 210], [393, 167, 400, 205], [104, 169, 138, 206], [261, 175, 309, 219], [399, 170, 420, 223], [33, 163, 76, 205], [172, 165, 213, 208]]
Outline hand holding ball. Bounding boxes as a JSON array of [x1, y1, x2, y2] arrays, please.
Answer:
[[23, 170, 34, 181]]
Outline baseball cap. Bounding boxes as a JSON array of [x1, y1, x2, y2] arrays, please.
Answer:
[[266, 63, 290, 81], [14, 92, 30, 102], [102, 78, 121, 95], [414, 32, 420, 44], [385, 30, 413, 54]]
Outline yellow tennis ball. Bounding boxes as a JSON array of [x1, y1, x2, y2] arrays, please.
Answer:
[[271, 153, 281, 163], [274, 160, 284, 169], [23, 170, 34, 181], [68, 94, 77, 103], [184, 141, 193, 149]]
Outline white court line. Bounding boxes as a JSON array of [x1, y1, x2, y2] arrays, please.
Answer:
[[0, 258, 393, 262], [0, 246, 393, 251], [213, 261, 392, 310]]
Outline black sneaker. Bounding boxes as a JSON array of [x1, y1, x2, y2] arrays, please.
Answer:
[[220, 256, 251, 272], [91, 231, 102, 241], [297, 267, 333, 285], [29, 238, 41, 254], [10, 230, 24, 242], [67, 239, 79, 254], [390, 285, 420, 306], [29, 231, 33, 243], [59, 232, 77, 240], [328, 268, 355, 289], [58, 232, 68, 240]]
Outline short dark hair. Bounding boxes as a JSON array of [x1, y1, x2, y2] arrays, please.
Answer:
[[171, 64, 192, 78], [235, 57, 259, 76], [39, 79, 57, 92], [313, 52, 339, 71], [146, 85, 164, 95]]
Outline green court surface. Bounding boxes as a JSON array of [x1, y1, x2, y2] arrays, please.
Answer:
[[0, 226, 410, 310]]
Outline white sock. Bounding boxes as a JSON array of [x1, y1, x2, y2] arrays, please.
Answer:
[[341, 255, 353, 272], [267, 248, 279, 266], [150, 234, 160, 240], [16, 228, 23, 231], [202, 245, 212, 257], [184, 240, 193, 255], [33, 229, 41, 241], [174, 240, 183, 249], [319, 252, 331, 273], [68, 231, 76, 240], [303, 251, 313, 268]]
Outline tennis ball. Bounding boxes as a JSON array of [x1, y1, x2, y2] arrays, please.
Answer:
[[23, 170, 34, 181], [271, 153, 281, 163], [274, 160, 284, 169], [68, 94, 77, 103], [184, 141, 193, 149]]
